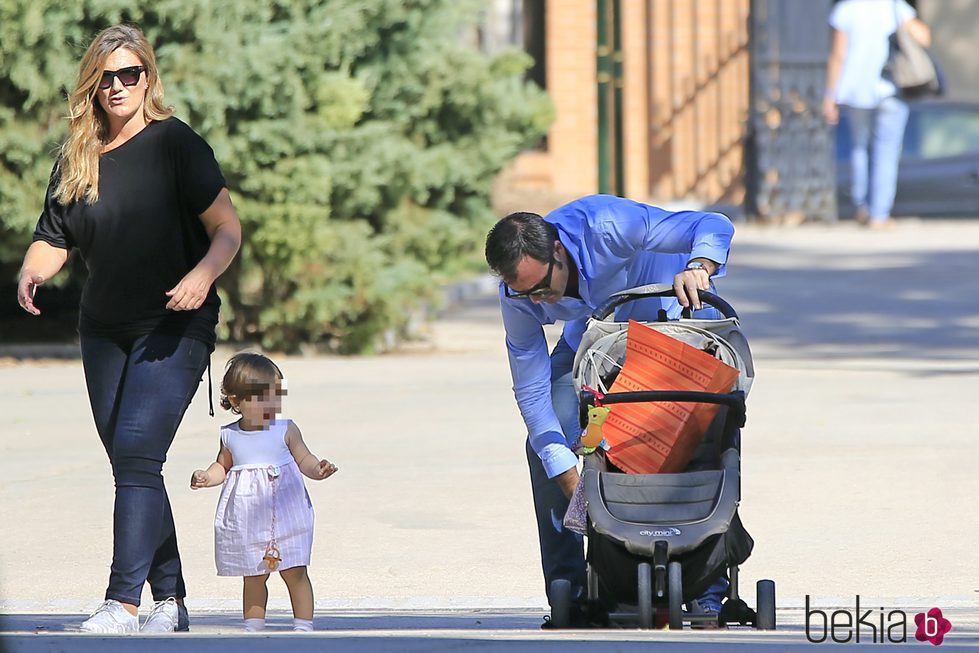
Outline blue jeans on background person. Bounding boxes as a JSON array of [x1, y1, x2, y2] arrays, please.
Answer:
[[843, 96, 910, 222], [528, 336, 729, 611], [80, 332, 209, 607]]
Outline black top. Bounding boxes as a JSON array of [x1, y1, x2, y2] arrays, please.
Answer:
[[33, 117, 226, 347]]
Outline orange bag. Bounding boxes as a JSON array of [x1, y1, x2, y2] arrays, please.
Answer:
[[603, 320, 740, 474]]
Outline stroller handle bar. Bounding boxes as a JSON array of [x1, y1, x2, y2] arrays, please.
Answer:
[[585, 389, 744, 408], [580, 389, 747, 428], [591, 283, 738, 321]]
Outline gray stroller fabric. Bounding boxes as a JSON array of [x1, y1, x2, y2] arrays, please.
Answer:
[[573, 317, 754, 397], [573, 282, 754, 397]]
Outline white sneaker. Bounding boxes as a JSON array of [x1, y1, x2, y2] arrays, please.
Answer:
[[141, 597, 179, 633], [79, 599, 138, 633]]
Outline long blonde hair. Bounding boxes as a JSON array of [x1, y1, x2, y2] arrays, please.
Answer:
[[55, 24, 174, 205]]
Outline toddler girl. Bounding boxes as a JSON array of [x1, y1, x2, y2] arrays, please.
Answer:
[[191, 352, 338, 632]]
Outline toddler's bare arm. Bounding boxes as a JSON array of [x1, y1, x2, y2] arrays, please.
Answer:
[[191, 444, 233, 488], [285, 421, 338, 481]]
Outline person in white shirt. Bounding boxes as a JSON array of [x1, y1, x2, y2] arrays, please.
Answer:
[[823, 0, 931, 227]]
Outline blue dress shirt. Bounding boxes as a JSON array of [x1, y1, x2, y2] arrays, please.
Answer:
[[499, 195, 734, 478]]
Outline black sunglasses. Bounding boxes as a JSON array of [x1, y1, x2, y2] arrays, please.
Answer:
[[504, 258, 556, 299], [98, 66, 145, 90]]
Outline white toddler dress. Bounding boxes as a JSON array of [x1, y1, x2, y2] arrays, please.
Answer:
[[214, 419, 315, 576]]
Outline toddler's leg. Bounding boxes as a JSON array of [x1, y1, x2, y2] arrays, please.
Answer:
[[280, 566, 314, 629], [242, 574, 270, 631]]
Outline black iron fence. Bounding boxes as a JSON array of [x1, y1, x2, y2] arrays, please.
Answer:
[[746, 0, 837, 222]]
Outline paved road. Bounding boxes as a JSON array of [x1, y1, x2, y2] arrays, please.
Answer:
[[1, 219, 977, 648]]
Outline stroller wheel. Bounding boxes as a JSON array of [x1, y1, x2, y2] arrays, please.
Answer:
[[549, 579, 572, 628], [667, 561, 683, 630], [637, 563, 654, 629], [755, 579, 776, 630]]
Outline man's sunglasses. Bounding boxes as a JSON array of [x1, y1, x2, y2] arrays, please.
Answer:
[[98, 66, 145, 90], [504, 258, 555, 299]]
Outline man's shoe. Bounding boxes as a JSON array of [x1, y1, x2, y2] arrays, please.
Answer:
[[141, 597, 182, 633], [79, 600, 138, 633], [688, 597, 723, 629], [541, 601, 609, 629], [176, 602, 190, 632]]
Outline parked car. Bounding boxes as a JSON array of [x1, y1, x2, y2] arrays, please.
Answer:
[[836, 100, 979, 217]]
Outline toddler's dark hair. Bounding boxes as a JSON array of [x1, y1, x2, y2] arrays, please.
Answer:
[[220, 352, 284, 414]]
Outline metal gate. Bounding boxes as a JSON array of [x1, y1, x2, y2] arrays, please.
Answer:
[[746, 0, 837, 222]]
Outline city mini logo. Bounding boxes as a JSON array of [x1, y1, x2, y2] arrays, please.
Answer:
[[805, 596, 954, 645], [915, 608, 953, 646], [638, 527, 681, 537]]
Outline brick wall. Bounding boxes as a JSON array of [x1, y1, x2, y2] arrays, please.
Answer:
[[498, 0, 751, 211], [647, 0, 750, 203]]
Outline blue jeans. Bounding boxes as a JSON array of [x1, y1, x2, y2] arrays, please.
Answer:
[[843, 96, 910, 221], [530, 337, 728, 607], [80, 332, 209, 606]]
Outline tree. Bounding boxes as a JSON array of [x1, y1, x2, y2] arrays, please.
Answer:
[[0, 0, 552, 351]]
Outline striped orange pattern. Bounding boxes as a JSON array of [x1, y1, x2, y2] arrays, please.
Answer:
[[604, 320, 739, 474]]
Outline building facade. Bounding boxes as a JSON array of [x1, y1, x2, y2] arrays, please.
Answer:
[[488, 0, 972, 216], [493, 0, 751, 211]]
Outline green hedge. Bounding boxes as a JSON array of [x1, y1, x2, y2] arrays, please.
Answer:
[[0, 0, 552, 352]]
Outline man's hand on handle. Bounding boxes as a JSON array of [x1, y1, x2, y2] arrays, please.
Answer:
[[673, 258, 716, 311]]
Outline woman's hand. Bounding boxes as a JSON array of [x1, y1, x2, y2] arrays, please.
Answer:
[[165, 266, 215, 311], [165, 188, 241, 311], [17, 271, 45, 316], [16, 241, 68, 316]]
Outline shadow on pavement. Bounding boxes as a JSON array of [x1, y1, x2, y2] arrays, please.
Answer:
[[721, 244, 979, 365]]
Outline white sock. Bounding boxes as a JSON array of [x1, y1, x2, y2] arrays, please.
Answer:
[[244, 618, 266, 632], [293, 618, 314, 632]]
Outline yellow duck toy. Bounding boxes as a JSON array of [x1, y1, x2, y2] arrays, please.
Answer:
[[581, 405, 611, 449]]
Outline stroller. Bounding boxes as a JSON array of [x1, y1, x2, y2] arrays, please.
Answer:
[[550, 284, 776, 630]]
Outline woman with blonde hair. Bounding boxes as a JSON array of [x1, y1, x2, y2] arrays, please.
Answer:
[[16, 24, 242, 633]]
